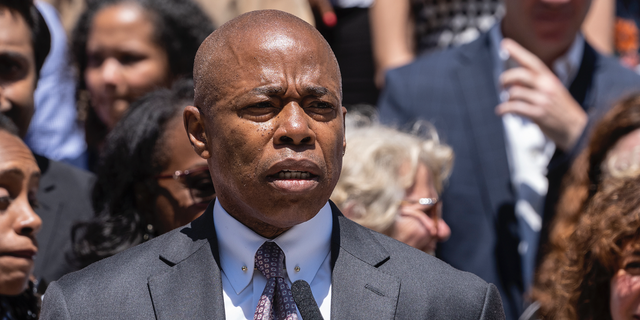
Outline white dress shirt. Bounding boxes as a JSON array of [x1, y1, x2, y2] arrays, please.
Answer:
[[489, 25, 583, 237], [488, 25, 583, 287], [213, 199, 333, 319]]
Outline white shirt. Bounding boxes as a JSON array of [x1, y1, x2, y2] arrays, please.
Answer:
[[488, 25, 583, 247], [213, 199, 333, 319]]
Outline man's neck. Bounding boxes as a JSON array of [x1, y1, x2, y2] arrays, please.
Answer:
[[226, 210, 292, 239]]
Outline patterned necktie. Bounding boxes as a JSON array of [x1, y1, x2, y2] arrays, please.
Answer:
[[254, 242, 299, 320]]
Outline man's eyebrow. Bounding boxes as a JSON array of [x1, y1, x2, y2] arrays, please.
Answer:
[[303, 86, 328, 97], [251, 86, 286, 96], [304, 85, 340, 102], [249, 85, 337, 100]]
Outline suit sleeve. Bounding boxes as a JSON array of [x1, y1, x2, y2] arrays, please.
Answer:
[[40, 281, 72, 320], [479, 283, 506, 320]]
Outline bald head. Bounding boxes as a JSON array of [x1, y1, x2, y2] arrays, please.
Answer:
[[184, 9, 347, 238], [193, 10, 341, 111]]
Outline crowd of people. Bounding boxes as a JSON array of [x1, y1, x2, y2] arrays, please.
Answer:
[[2, 0, 640, 319]]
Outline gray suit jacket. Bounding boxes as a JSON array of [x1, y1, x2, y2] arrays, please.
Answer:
[[33, 154, 95, 286], [41, 201, 505, 319]]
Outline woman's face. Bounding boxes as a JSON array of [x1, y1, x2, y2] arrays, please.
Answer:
[[0, 131, 41, 295], [390, 163, 451, 255], [84, 3, 171, 130], [153, 117, 212, 235], [611, 239, 640, 320]]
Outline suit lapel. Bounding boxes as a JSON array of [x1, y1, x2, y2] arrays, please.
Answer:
[[329, 202, 400, 320], [455, 33, 512, 218], [33, 155, 62, 274], [148, 204, 226, 319]]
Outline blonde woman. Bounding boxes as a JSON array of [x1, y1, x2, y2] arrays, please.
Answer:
[[332, 122, 453, 255]]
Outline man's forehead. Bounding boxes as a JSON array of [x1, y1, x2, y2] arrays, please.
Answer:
[[194, 11, 341, 107]]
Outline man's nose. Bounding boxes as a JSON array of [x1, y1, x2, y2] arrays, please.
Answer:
[[274, 102, 316, 145]]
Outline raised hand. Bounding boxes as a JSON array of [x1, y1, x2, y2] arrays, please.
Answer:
[[495, 38, 587, 151]]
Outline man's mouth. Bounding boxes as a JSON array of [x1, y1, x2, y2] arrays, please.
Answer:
[[266, 169, 319, 192], [274, 170, 314, 180]]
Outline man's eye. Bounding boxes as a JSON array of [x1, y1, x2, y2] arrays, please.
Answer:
[[308, 101, 335, 112], [241, 102, 278, 121], [252, 102, 274, 109], [310, 102, 333, 109], [246, 102, 276, 113], [307, 101, 336, 119]]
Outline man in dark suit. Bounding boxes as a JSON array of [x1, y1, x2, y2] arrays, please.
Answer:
[[0, 0, 94, 287], [378, 0, 640, 318], [41, 10, 505, 319]]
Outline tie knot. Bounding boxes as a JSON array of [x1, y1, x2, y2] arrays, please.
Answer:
[[255, 241, 286, 279]]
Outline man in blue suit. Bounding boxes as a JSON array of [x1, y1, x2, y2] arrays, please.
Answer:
[[378, 0, 640, 318]]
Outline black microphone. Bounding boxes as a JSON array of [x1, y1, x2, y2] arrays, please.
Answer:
[[291, 280, 324, 320]]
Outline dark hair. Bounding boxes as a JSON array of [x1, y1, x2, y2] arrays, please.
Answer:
[[72, 0, 213, 157], [0, 113, 19, 136], [556, 176, 640, 320], [0, 281, 39, 320], [0, 0, 51, 77], [72, 79, 195, 267], [534, 94, 640, 318]]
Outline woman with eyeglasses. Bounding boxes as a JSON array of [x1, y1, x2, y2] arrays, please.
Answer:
[[331, 119, 453, 255], [72, 80, 214, 268]]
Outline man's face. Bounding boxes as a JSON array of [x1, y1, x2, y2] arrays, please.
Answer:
[[503, 0, 592, 62], [0, 8, 36, 138], [197, 30, 345, 234]]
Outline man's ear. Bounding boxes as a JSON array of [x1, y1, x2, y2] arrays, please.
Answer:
[[184, 106, 211, 159], [341, 106, 347, 154]]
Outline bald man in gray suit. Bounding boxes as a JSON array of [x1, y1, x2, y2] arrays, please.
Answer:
[[41, 10, 505, 320]]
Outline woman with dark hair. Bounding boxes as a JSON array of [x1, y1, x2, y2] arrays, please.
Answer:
[[71, 0, 214, 168], [531, 94, 640, 318], [546, 176, 640, 319], [72, 80, 215, 267], [0, 119, 42, 320]]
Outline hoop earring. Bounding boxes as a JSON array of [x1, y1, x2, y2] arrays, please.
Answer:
[[143, 224, 155, 241]]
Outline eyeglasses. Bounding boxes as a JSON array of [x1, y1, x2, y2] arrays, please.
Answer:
[[154, 165, 215, 204], [400, 197, 440, 224]]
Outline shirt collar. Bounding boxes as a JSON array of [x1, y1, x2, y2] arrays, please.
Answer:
[[214, 199, 333, 295], [489, 23, 584, 89]]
